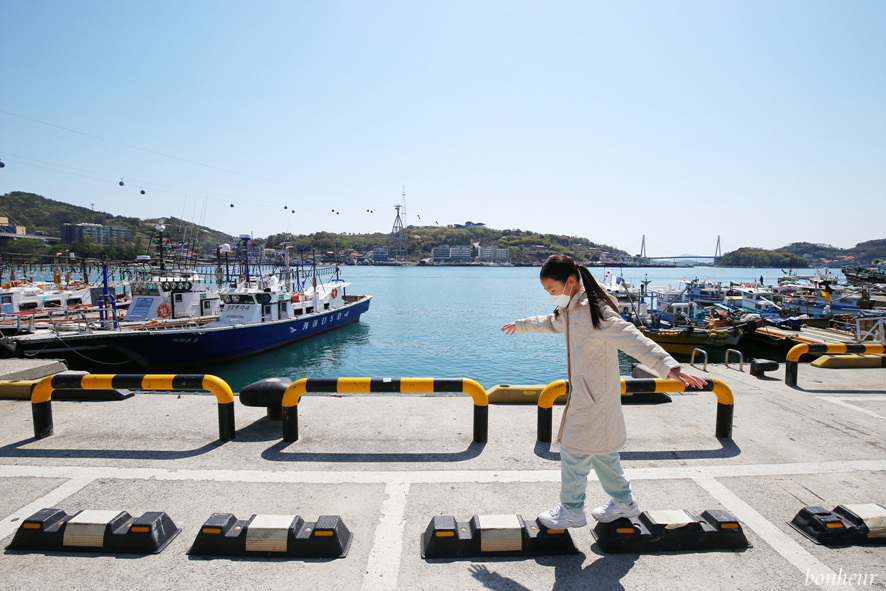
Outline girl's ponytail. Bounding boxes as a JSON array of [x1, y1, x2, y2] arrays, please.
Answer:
[[577, 264, 619, 329], [540, 254, 620, 329]]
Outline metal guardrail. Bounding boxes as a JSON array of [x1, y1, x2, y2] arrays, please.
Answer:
[[280, 377, 489, 443], [30, 374, 235, 440], [784, 343, 886, 386], [536, 378, 734, 442], [724, 349, 744, 371], [690, 348, 708, 371]]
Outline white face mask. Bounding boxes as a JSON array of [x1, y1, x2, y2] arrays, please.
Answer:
[[550, 283, 573, 307]]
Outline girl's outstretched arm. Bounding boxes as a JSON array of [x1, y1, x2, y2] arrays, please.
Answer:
[[501, 323, 516, 335], [667, 367, 707, 388]]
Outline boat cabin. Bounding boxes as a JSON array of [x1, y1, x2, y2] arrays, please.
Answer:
[[0, 283, 102, 317], [730, 287, 780, 313], [124, 273, 220, 321], [210, 276, 350, 326]]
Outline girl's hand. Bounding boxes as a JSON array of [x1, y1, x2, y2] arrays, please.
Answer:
[[501, 323, 516, 335], [667, 367, 707, 389]]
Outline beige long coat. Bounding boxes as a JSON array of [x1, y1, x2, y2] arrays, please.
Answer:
[[515, 286, 680, 455]]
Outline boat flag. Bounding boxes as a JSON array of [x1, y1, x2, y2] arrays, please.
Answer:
[[820, 290, 832, 302]]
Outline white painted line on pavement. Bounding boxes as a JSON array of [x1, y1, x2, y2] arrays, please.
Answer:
[[0, 477, 94, 541], [693, 476, 858, 591], [361, 481, 410, 591], [0, 459, 884, 485], [818, 396, 886, 419]]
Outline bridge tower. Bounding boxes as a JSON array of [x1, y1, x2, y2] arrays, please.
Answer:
[[637, 235, 647, 259], [714, 235, 722, 264]]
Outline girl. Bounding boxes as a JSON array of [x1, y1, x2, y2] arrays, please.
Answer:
[[501, 255, 705, 528]]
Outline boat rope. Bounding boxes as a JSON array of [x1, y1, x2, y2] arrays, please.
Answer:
[[21, 332, 132, 366]]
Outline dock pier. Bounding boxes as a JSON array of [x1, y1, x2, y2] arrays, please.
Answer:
[[0, 361, 884, 589]]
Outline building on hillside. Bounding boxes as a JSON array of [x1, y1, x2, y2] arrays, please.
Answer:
[[478, 245, 510, 262], [60, 223, 132, 245], [371, 247, 389, 262], [431, 245, 451, 263], [449, 245, 473, 263]]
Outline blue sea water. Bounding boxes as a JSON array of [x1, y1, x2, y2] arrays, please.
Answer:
[[191, 265, 844, 391]]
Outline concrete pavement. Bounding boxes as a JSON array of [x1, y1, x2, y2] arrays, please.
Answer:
[[0, 362, 884, 590]]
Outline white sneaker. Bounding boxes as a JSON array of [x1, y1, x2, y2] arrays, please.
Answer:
[[537, 504, 587, 529], [591, 498, 641, 523]]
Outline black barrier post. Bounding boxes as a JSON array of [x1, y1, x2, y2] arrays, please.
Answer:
[[716, 402, 733, 439], [537, 407, 553, 443], [283, 405, 299, 442], [218, 402, 235, 441], [535, 381, 568, 444], [473, 405, 488, 443], [31, 401, 53, 438], [785, 361, 798, 387]]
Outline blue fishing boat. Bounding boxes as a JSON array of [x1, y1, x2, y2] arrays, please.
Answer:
[[0, 237, 371, 370]]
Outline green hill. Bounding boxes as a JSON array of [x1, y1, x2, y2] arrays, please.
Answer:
[[1, 191, 628, 263], [718, 240, 886, 267], [0, 191, 235, 259], [264, 226, 627, 264]]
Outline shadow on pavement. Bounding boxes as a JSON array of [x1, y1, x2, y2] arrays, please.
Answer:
[[261, 440, 486, 462], [533, 439, 741, 462], [0, 438, 226, 460]]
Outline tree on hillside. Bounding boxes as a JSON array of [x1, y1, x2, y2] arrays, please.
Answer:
[[717, 247, 809, 268]]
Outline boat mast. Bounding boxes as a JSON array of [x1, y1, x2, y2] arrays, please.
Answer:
[[240, 234, 251, 286]]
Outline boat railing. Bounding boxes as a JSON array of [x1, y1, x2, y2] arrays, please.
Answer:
[[826, 315, 856, 335], [856, 317, 886, 343]]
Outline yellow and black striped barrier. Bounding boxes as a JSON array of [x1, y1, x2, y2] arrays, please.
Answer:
[[536, 378, 734, 442], [281, 377, 489, 443], [30, 374, 236, 441], [785, 343, 886, 386]]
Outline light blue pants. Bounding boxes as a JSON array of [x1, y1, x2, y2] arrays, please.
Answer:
[[559, 448, 634, 511]]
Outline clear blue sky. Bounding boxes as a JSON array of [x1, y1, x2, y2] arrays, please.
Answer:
[[2, 0, 884, 256]]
